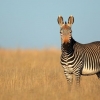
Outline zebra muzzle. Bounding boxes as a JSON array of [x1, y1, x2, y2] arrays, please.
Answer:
[[63, 37, 69, 44]]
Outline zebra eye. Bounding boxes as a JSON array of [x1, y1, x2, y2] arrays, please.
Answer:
[[60, 32, 63, 36], [70, 30, 72, 33], [60, 29, 63, 34]]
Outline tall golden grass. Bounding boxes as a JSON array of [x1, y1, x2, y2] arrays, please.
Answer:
[[0, 49, 100, 100]]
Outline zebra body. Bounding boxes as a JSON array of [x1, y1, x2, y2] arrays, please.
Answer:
[[82, 42, 100, 75], [57, 15, 100, 85]]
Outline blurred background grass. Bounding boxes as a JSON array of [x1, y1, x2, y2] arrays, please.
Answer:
[[0, 49, 100, 100]]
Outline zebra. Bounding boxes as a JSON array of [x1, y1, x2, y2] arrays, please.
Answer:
[[57, 15, 100, 86]]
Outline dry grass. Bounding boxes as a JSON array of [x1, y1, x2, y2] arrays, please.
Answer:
[[0, 48, 100, 100]]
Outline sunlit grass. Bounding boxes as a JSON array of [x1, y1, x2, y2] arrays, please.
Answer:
[[0, 49, 100, 100]]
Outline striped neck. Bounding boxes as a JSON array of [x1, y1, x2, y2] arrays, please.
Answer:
[[61, 37, 76, 55]]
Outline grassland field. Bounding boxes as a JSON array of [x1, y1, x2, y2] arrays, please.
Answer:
[[0, 48, 100, 100]]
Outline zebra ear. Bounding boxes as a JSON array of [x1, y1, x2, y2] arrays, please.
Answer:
[[57, 15, 64, 27], [68, 15, 74, 27]]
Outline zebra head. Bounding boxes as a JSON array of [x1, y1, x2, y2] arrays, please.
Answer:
[[57, 15, 74, 44]]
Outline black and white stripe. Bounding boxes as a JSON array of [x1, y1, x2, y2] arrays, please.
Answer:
[[57, 15, 100, 86], [61, 38, 100, 85]]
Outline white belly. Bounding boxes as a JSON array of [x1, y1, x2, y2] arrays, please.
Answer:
[[82, 67, 99, 75]]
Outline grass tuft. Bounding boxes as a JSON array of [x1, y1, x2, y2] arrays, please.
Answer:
[[0, 49, 100, 100]]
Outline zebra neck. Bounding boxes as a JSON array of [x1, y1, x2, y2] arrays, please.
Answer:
[[61, 37, 76, 56]]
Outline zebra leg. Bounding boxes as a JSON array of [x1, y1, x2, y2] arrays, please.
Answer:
[[96, 72, 100, 79], [64, 68, 73, 85], [74, 70, 81, 86], [64, 69, 73, 91]]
